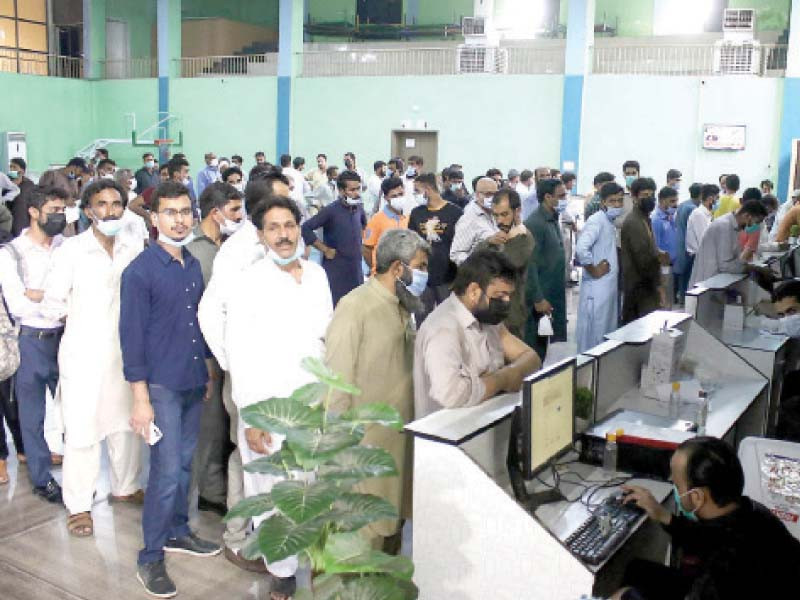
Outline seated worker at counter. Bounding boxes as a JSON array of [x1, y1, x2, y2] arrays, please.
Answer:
[[611, 437, 800, 600], [688, 199, 771, 288], [413, 249, 541, 419]]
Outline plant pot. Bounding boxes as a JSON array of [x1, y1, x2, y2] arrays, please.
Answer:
[[790, 237, 798, 246], [575, 417, 589, 434]]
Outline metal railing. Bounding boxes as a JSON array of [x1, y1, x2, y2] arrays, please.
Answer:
[[302, 47, 459, 76], [177, 53, 278, 78], [592, 43, 787, 76], [103, 57, 157, 79], [506, 45, 565, 74], [0, 49, 83, 78]]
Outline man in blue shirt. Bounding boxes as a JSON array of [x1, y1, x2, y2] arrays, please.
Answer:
[[301, 170, 367, 306], [674, 183, 702, 304], [120, 181, 219, 598], [195, 152, 221, 198], [652, 186, 679, 305]]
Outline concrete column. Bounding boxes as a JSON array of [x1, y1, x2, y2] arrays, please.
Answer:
[[156, 0, 180, 162], [778, 0, 800, 202], [277, 0, 304, 157], [559, 0, 595, 189], [82, 0, 106, 80]]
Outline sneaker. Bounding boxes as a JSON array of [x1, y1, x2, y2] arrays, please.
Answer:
[[164, 533, 221, 557], [137, 561, 177, 599], [32, 478, 63, 504]]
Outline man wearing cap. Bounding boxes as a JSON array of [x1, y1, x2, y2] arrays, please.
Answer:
[[769, 189, 800, 242]]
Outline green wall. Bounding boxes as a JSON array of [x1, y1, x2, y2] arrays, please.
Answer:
[[181, 0, 279, 27], [595, 0, 653, 36], [106, 0, 156, 59], [417, 0, 472, 25], [0, 73, 94, 173], [729, 0, 791, 32], [291, 74, 563, 179]]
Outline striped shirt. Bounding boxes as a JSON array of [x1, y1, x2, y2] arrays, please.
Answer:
[[449, 200, 499, 265]]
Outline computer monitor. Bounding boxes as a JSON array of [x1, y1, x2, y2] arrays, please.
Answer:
[[521, 358, 576, 480]]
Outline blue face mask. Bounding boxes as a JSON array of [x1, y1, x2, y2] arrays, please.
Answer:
[[605, 206, 624, 222], [673, 485, 699, 522], [269, 239, 305, 266], [711, 200, 720, 212], [666, 206, 677, 217], [625, 175, 636, 188], [450, 183, 461, 193], [401, 265, 428, 297], [557, 199, 568, 214], [744, 223, 760, 234]]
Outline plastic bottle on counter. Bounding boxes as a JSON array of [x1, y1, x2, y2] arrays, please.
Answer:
[[697, 390, 709, 434], [603, 432, 618, 473], [669, 381, 681, 419]]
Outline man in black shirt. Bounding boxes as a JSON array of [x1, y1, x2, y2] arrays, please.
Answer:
[[442, 168, 469, 209], [613, 436, 800, 600], [409, 172, 463, 319]]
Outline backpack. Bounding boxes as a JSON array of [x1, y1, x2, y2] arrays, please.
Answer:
[[0, 243, 22, 381]]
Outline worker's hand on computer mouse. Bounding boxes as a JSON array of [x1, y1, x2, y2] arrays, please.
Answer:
[[621, 485, 672, 526]]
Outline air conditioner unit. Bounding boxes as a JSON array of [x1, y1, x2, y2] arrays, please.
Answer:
[[456, 45, 508, 74], [722, 8, 756, 42], [713, 40, 761, 75], [462, 16, 485, 36]]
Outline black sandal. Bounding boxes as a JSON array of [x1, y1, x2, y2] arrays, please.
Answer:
[[269, 574, 296, 600]]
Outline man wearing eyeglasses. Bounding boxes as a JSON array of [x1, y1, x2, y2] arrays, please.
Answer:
[[120, 181, 220, 599], [524, 177, 568, 362]]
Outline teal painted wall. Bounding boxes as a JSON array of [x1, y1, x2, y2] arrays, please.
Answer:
[[106, 0, 156, 59], [0, 73, 94, 173], [595, 0, 653, 36], [729, 0, 791, 32], [169, 77, 278, 169], [181, 0, 279, 27], [417, 0, 472, 25], [291, 74, 564, 178]]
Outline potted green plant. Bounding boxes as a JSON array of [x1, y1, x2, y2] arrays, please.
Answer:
[[575, 387, 593, 433], [225, 357, 419, 600], [790, 224, 799, 245]]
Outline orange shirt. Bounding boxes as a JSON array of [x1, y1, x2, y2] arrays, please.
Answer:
[[775, 204, 800, 242], [363, 207, 408, 273]]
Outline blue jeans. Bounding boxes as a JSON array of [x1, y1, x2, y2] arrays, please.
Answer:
[[138, 384, 204, 565], [677, 255, 695, 300], [15, 331, 61, 488]]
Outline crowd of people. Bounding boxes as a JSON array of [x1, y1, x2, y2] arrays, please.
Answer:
[[1, 147, 800, 599]]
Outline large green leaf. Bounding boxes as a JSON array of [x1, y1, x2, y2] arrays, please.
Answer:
[[240, 397, 323, 435], [341, 403, 403, 431], [329, 493, 399, 532], [224, 493, 274, 522], [340, 575, 419, 600], [320, 532, 413, 579], [292, 382, 327, 407], [256, 513, 324, 563], [241, 521, 266, 561], [301, 357, 362, 396], [287, 427, 363, 464], [270, 480, 338, 523], [243, 449, 300, 476], [305, 574, 345, 600], [317, 446, 398, 482]]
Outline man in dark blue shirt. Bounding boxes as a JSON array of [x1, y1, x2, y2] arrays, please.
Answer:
[[301, 170, 367, 305], [120, 181, 220, 598]]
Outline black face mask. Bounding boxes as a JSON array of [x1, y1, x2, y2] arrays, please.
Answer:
[[39, 213, 67, 237], [474, 294, 511, 325], [639, 197, 656, 214]]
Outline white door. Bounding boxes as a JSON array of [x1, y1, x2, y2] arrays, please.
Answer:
[[105, 19, 130, 78]]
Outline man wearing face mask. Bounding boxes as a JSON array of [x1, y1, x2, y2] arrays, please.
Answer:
[[666, 168, 682, 193], [362, 177, 408, 274], [301, 170, 367, 306], [415, 249, 541, 418], [480, 188, 534, 339], [186, 182, 244, 518], [688, 200, 770, 288], [39, 157, 88, 236], [410, 173, 463, 317], [685, 184, 719, 280], [41, 179, 144, 537], [222, 165, 244, 193], [0, 185, 68, 504], [651, 187, 679, 305], [622, 160, 640, 195], [449, 177, 501, 266], [135, 152, 160, 195], [620, 178, 668, 324], [442, 168, 468, 209], [196, 152, 221, 198], [524, 178, 568, 361], [96, 158, 117, 180], [208, 196, 333, 598], [366, 160, 387, 214], [8, 157, 35, 236], [343, 151, 367, 191], [121, 181, 220, 598], [575, 182, 624, 352], [521, 166, 551, 220], [611, 437, 800, 600], [326, 229, 430, 553]]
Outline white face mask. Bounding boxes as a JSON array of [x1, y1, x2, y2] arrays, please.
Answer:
[[182, 177, 191, 187], [220, 218, 244, 236], [232, 182, 244, 193], [209, 159, 219, 168], [158, 230, 195, 248], [65, 206, 80, 224], [102, 173, 114, 180], [482, 194, 494, 209], [128, 178, 137, 190], [94, 215, 123, 237], [344, 195, 362, 206]]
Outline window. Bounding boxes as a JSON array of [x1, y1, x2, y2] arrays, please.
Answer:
[[0, 0, 49, 75]]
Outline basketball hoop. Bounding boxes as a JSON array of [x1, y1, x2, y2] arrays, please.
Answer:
[[153, 139, 174, 147]]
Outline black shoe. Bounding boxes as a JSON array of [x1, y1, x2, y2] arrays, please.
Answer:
[[32, 478, 62, 504], [137, 561, 176, 598], [164, 533, 221, 557], [198, 495, 227, 518]]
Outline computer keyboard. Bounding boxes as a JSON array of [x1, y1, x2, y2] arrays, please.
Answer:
[[564, 494, 645, 565]]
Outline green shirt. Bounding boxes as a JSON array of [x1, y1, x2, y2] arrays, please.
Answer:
[[524, 205, 567, 340]]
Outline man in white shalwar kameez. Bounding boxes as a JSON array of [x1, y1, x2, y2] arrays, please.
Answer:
[[42, 180, 143, 536], [575, 182, 625, 353], [199, 196, 332, 595]]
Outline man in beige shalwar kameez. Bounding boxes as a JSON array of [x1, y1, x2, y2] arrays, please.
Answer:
[[325, 229, 430, 553]]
